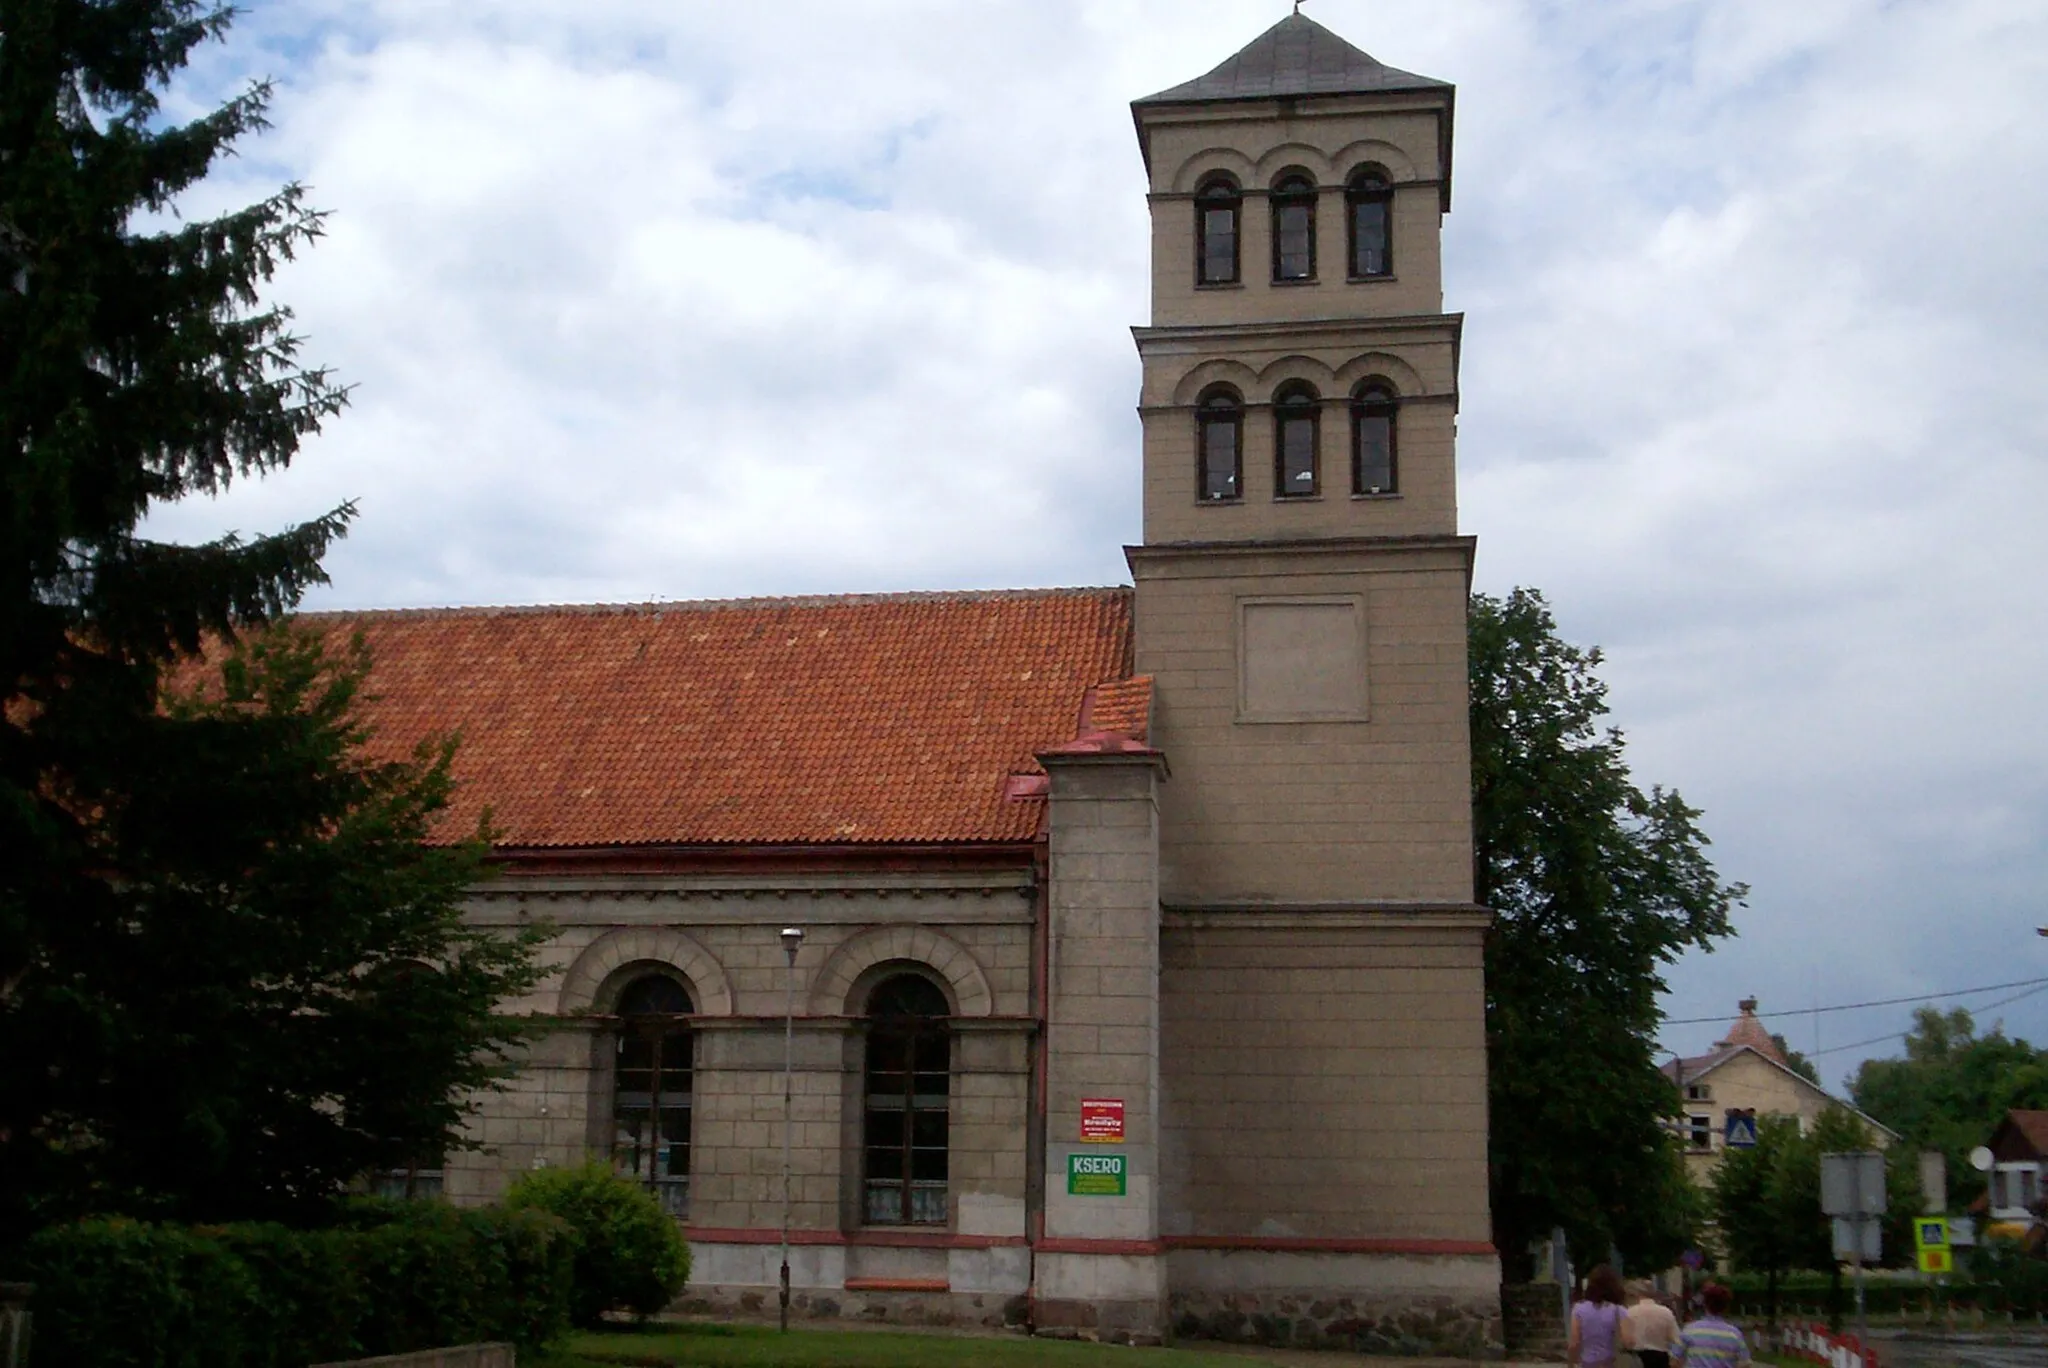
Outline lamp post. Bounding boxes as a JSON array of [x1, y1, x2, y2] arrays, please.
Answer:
[[778, 925, 804, 1333]]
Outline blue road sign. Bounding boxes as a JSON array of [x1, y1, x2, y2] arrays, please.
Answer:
[[1725, 1112, 1759, 1148]]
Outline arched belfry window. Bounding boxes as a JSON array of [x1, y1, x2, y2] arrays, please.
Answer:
[[1195, 176, 1241, 285], [1271, 173, 1317, 282], [613, 973, 692, 1216], [1274, 383, 1321, 498], [1347, 166, 1393, 279], [1196, 387, 1243, 502], [862, 972, 950, 1225], [1352, 381, 1399, 495]]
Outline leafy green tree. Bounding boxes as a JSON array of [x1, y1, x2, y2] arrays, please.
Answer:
[[1713, 1114, 1804, 1320], [1772, 1033, 1824, 1086], [1851, 1007, 2048, 1210], [1714, 1105, 1917, 1328], [1472, 588, 1746, 1275], [0, 3, 540, 1242]]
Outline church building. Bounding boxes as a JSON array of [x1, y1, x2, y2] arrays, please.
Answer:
[[332, 14, 1498, 1352]]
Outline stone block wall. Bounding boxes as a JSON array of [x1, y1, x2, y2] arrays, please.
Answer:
[[1158, 914, 1491, 1242], [445, 870, 1037, 1259], [1037, 749, 1169, 1341], [1131, 545, 1477, 909]]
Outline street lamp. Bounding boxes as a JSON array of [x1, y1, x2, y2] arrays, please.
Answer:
[[778, 925, 804, 1334]]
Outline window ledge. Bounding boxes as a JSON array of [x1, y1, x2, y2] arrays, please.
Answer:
[[1270, 277, 1320, 287], [1347, 274, 1399, 285], [1194, 280, 1244, 291], [1351, 492, 1402, 501], [1195, 497, 1244, 507], [1274, 494, 1323, 503]]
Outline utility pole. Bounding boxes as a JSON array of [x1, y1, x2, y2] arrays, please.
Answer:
[[778, 925, 804, 1333]]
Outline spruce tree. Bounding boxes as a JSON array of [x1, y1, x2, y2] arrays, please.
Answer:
[[0, 1, 540, 1241]]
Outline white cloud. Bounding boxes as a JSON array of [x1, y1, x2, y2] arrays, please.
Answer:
[[142, 0, 2048, 1075]]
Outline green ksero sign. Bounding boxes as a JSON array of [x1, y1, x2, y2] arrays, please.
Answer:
[[1067, 1151, 1127, 1196]]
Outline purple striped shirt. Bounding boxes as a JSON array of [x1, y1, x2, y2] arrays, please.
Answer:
[[1676, 1316, 1751, 1368]]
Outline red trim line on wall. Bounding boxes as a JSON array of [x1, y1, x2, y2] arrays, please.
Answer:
[[1161, 1235, 1497, 1257], [684, 1227, 1027, 1250], [844, 1277, 950, 1293], [1035, 1237, 1164, 1256]]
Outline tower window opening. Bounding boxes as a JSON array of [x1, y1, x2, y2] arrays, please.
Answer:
[[1195, 177, 1241, 285], [1347, 167, 1393, 279], [1271, 174, 1316, 282], [1274, 385, 1320, 498], [1351, 382, 1398, 495], [1197, 389, 1243, 502]]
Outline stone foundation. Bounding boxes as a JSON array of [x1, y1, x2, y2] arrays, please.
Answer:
[[1164, 1249, 1503, 1358], [1169, 1288, 1499, 1357]]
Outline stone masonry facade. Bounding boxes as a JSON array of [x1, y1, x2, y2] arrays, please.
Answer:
[[339, 12, 1504, 1356]]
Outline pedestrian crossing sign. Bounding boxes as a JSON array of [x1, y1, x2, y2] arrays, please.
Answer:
[[1914, 1217, 1951, 1274], [1724, 1109, 1759, 1148]]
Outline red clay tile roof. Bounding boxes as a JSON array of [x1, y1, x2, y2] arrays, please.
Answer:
[[1715, 999, 1786, 1064], [297, 587, 1133, 848], [1080, 675, 1153, 743]]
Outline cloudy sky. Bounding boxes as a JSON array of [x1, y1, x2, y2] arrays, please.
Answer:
[[151, 0, 2048, 1086]]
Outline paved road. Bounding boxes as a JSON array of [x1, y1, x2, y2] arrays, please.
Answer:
[[1868, 1331, 2048, 1368]]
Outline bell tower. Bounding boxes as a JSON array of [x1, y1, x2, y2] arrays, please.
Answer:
[[1129, 12, 1473, 910], [1128, 15, 1500, 1348]]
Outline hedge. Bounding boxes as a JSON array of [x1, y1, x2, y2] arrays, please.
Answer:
[[1722, 1251, 2048, 1318], [16, 1202, 572, 1368]]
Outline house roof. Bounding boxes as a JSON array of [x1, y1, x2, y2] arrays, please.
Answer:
[[1716, 997, 1787, 1064], [279, 587, 1135, 850], [1662, 1003, 1902, 1144], [1994, 1109, 2048, 1158], [1133, 13, 1449, 107]]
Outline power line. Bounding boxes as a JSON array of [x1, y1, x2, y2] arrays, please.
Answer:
[[1807, 983, 2048, 1059], [1663, 974, 2048, 1027]]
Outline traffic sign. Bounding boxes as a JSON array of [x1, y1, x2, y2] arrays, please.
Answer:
[[1724, 1109, 1759, 1149], [1821, 1152, 1888, 1217], [1915, 1217, 1952, 1274]]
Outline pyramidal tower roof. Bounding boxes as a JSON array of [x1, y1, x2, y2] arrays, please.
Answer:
[[1715, 998, 1788, 1065], [1134, 12, 1449, 107]]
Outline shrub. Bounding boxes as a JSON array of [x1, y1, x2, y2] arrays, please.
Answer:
[[15, 1203, 572, 1367], [506, 1162, 689, 1326]]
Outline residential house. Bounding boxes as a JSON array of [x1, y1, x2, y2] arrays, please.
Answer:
[[1982, 1109, 2048, 1238], [1666, 1000, 1896, 1184]]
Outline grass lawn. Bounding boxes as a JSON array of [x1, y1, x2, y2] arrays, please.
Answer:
[[528, 1322, 1273, 1368]]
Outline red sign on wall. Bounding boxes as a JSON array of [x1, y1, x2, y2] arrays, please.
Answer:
[[1080, 1098, 1125, 1143]]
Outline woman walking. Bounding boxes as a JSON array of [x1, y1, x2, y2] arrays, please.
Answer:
[[1569, 1264, 1629, 1368]]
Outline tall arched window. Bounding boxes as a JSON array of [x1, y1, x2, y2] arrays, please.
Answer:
[[1352, 382, 1399, 495], [1196, 388, 1243, 502], [1274, 384, 1321, 498], [1195, 176, 1241, 286], [613, 973, 692, 1216], [862, 972, 950, 1225], [1347, 166, 1393, 279], [1271, 173, 1317, 282]]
